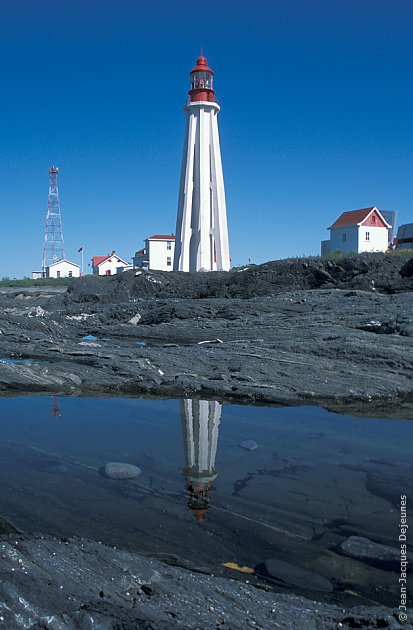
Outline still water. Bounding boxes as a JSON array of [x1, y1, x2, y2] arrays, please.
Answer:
[[0, 396, 411, 605]]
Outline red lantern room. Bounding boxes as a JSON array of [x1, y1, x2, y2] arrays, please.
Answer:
[[188, 55, 215, 103]]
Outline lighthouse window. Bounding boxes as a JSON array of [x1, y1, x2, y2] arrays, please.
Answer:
[[191, 71, 213, 90], [167, 241, 172, 250], [167, 257, 172, 266]]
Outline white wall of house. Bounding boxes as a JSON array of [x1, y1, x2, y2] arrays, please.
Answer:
[[327, 225, 389, 254], [329, 226, 359, 253], [95, 256, 128, 275], [47, 260, 80, 278], [357, 226, 389, 252], [148, 239, 175, 271]]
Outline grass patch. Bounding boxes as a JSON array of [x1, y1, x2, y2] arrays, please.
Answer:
[[0, 276, 77, 288]]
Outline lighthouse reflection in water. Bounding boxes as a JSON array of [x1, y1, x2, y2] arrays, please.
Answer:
[[180, 399, 221, 523]]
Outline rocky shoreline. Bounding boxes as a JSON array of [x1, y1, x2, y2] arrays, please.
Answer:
[[0, 253, 412, 628], [0, 253, 412, 416]]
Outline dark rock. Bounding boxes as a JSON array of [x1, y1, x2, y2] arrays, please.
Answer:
[[0, 254, 413, 416], [258, 558, 334, 593], [357, 320, 401, 334], [400, 258, 413, 277], [339, 535, 413, 568], [0, 516, 20, 535], [0, 534, 407, 629]]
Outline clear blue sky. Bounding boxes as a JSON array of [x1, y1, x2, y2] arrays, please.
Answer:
[[1, 0, 412, 276]]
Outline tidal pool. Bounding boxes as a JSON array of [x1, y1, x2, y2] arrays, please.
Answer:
[[0, 396, 411, 606]]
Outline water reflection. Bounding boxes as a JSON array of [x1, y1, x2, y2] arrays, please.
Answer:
[[0, 395, 412, 610], [180, 399, 221, 522], [51, 396, 61, 418]]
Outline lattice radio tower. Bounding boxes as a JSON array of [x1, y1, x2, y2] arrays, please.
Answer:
[[42, 166, 65, 275]]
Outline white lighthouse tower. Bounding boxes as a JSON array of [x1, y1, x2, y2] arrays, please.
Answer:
[[180, 399, 222, 522], [173, 55, 230, 272]]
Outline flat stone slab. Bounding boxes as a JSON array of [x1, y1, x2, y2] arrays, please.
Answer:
[[339, 535, 413, 567], [260, 558, 334, 593]]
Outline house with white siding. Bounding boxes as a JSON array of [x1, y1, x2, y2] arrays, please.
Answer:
[[92, 251, 131, 275], [46, 259, 80, 279], [133, 235, 175, 271], [321, 207, 392, 255]]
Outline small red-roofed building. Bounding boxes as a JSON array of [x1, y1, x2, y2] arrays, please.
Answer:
[[91, 251, 131, 275], [132, 235, 175, 271], [321, 207, 392, 255]]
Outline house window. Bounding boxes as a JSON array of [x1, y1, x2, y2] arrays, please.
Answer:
[[167, 241, 172, 250], [106, 270, 111, 275], [57, 271, 61, 278], [372, 215, 376, 224], [167, 257, 172, 266], [365, 231, 370, 241], [68, 271, 73, 277], [342, 233, 346, 242]]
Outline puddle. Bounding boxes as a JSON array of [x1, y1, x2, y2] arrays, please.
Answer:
[[0, 396, 411, 606], [0, 358, 40, 364]]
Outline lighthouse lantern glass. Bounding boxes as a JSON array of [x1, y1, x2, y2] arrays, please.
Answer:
[[191, 71, 213, 90]]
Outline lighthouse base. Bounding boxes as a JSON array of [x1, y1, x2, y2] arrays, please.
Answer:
[[174, 101, 230, 272]]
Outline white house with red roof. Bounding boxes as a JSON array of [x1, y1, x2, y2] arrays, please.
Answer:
[[91, 251, 131, 275], [321, 207, 392, 255], [132, 235, 175, 271]]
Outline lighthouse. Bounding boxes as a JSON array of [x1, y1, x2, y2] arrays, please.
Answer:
[[173, 55, 230, 272], [180, 399, 222, 522]]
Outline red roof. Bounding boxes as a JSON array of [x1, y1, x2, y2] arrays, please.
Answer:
[[329, 207, 376, 229], [147, 234, 175, 240], [92, 255, 109, 267], [190, 55, 214, 75]]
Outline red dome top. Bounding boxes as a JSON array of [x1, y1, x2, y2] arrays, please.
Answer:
[[190, 55, 214, 75], [192, 508, 208, 523]]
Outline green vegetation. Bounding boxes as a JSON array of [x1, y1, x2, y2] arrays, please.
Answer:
[[230, 263, 257, 272], [0, 276, 77, 288], [321, 249, 413, 260]]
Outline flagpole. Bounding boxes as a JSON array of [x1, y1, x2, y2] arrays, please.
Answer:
[[78, 246, 84, 276]]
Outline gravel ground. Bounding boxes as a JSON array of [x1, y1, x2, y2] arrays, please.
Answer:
[[0, 533, 410, 629]]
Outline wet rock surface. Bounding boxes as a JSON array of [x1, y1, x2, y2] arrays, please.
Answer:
[[0, 253, 412, 416], [0, 533, 409, 629], [339, 536, 413, 569], [257, 558, 334, 593]]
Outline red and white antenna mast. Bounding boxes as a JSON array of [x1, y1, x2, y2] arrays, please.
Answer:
[[42, 166, 65, 275]]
